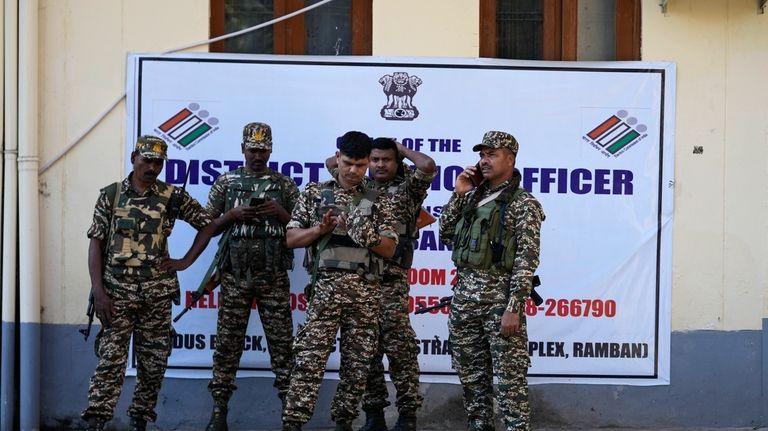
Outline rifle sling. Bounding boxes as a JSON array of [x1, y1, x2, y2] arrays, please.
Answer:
[[310, 232, 333, 288]]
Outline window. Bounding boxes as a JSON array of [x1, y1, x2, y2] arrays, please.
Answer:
[[210, 0, 372, 55], [480, 0, 641, 61]]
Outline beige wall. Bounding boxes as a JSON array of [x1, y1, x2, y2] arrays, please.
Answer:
[[643, 0, 768, 330], [35, 0, 768, 332], [372, 0, 479, 57], [38, 0, 209, 324]]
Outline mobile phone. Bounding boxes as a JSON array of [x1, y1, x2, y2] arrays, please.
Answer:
[[249, 197, 266, 206], [469, 163, 484, 186], [319, 205, 342, 217]]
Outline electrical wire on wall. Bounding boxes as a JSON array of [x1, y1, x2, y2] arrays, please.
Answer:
[[38, 0, 335, 175]]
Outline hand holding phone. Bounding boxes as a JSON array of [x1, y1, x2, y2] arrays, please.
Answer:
[[249, 197, 266, 207], [469, 163, 484, 186]]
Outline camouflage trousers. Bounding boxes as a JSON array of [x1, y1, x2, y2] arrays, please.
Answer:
[[361, 269, 422, 414], [82, 273, 175, 423], [282, 271, 380, 425], [208, 270, 293, 403], [448, 298, 531, 431]]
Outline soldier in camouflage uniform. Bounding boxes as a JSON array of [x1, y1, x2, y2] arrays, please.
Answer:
[[203, 122, 300, 431], [439, 131, 545, 431], [282, 131, 399, 431], [327, 137, 436, 431], [82, 136, 220, 431]]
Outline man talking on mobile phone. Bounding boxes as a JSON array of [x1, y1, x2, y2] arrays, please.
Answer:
[[203, 122, 300, 431], [439, 131, 545, 431]]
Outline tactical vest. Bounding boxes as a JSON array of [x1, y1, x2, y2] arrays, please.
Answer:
[[451, 186, 524, 271], [106, 181, 175, 277], [305, 182, 382, 280], [386, 183, 417, 269], [223, 169, 293, 275]]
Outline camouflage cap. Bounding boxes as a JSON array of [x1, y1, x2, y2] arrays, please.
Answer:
[[242, 122, 273, 150], [472, 131, 519, 154], [134, 135, 168, 160]]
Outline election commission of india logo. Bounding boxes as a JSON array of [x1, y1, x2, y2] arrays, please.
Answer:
[[154, 103, 220, 150], [379, 72, 423, 121], [583, 109, 648, 158]]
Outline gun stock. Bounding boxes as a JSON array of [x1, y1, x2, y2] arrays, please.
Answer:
[[173, 272, 220, 323], [79, 292, 95, 341], [530, 275, 543, 306]]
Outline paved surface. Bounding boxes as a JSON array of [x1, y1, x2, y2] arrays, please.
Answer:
[[234, 427, 768, 431]]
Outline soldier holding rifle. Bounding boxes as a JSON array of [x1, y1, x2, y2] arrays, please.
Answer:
[[82, 136, 220, 431]]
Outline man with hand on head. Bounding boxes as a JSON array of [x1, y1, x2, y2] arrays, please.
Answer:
[[439, 131, 545, 431]]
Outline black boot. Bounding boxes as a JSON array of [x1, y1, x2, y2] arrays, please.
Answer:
[[358, 409, 388, 431], [84, 417, 106, 431], [205, 402, 229, 431], [283, 421, 303, 431], [128, 416, 147, 431], [335, 421, 353, 431], [391, 413, 416, 431]]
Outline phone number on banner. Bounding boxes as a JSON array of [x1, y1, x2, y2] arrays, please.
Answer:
[[409, 296, 617, 318]]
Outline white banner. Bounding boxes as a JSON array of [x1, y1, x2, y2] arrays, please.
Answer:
[[125, 53, 675, 385]]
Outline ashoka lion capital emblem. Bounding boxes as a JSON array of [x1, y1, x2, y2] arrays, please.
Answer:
[[379, 72, 422, 121]]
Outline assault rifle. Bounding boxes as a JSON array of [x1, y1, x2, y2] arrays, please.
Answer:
[[415, 275, 542, 315], [173, 271, 221, 322], [174, 180, 274, 321], [79, 292, 96, 340], [173, 227, 232, 323]]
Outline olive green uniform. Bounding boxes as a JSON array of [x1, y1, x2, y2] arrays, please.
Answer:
[[205, 167, 299, 403], [82, 175, 212, 423]]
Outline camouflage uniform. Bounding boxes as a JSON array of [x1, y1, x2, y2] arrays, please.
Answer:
[[82, 173, 212, 424], [282, 175, 399, 426], [205, 166, 299, 404], [439, 132, 545, 431], [360, 166, 434, 416]]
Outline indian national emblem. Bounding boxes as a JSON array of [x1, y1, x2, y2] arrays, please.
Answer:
[[379, 72, 422, 121]]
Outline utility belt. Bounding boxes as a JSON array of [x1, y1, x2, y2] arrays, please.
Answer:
[[106, 265, 176, 280], [226, 237, 293, 276]]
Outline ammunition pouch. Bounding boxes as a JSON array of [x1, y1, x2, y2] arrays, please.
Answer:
[[107, 186, 172, 277], [451, 188, 523, 271], [227, 237, 292, 278]]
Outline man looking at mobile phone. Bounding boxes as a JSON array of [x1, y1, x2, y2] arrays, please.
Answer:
[[282, 131, 399, 431], [326, 138, 436, 431], [203, 122, 300, 431]]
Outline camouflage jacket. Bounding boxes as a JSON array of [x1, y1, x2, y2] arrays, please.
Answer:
[[287, 174, 399, 275], [372, 166, 435, 274], [205, 167, 300, 239], [439, 172, 545, 313], [87, 174, 212, 280], [328, 164, 435, 274]]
